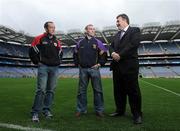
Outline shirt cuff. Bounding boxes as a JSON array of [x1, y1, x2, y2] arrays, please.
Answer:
[[111, 52, 116, 56]]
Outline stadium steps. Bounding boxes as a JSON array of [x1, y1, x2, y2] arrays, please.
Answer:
[[169, 67, 180, 77], [158, 43, 164, 53], [176, 42, 180, 50], [142, 43, 146, 52], [150, 67, 157, 78]]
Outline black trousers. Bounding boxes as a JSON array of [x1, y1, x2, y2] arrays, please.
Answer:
[[112, 69, 142, 117]]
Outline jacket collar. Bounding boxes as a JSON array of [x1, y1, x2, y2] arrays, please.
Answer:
[[44, 32, 56, 40]]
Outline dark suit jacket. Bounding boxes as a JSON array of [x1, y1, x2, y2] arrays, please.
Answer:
[[109, 26, 140, 74]]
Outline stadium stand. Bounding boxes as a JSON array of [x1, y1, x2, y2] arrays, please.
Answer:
[[0, 20, 180, 78]]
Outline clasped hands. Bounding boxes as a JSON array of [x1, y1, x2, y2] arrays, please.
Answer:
[[111, 52, 121, 62]]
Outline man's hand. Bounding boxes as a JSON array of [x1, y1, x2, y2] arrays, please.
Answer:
[[111, 52, 120, 62], [91, 63, 101, 69]]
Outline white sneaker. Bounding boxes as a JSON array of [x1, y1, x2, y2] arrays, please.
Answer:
[[43, 111, 53, 118], [32, 114, 39, 122]]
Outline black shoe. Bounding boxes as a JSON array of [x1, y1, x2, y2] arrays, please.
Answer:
[[133, 116, 142, 124], [109, 112, 124, 117]]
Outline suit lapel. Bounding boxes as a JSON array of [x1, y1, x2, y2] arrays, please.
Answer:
[[120, 26, 131, 42]]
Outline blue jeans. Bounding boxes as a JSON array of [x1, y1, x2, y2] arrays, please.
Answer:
[[77, 67, 104, 113], [31, 63, 59, 115]]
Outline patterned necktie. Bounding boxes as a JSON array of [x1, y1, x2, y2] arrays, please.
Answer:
[[118, 30, 125, 40]]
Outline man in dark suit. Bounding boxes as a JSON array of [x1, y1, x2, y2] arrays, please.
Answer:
[[109, 14, 142, 124]]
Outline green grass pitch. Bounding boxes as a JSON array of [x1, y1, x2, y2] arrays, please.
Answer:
[[0, 78, 180, 131]]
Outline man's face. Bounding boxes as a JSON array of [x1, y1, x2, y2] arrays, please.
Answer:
[[46, 23, 55, 35], [116, 17, 126, 30], [86, 25, 95, 37]]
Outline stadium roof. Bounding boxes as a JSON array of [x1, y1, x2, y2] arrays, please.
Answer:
[[67, 29, 84, 43], [0, 21, 180, 46], [0, 25, 27, 44], [141, 21, 180, 42], [102, 26, 118, 44], [55, 31, 76, 46], [156, 21, 180, 41]]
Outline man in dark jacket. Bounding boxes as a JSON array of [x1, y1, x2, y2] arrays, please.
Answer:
[[29, 21, 62, 122], [74, 24, 107, 117], [109, 14, 142, 124]]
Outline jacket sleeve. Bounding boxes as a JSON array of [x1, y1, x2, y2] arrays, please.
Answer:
[[29, 36, 41, 65], [31, 34, 44, 46], [109, 41, 115, 56], [57, 40, 63, 62], [98, 51, 107, 66], [29, 34, 44, 65], [118, 27, 140, 58], [96, 39, 108, 66], [73, 43, 80, 67]]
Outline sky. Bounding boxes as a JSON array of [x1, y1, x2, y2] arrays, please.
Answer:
[[0, 0, 180, 36]]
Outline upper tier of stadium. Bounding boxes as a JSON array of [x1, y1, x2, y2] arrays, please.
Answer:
[[0, 20, 180, 46]]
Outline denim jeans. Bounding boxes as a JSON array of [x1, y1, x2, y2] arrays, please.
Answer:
[[31, 63, 59, 115], [77, 67, 104, 113]]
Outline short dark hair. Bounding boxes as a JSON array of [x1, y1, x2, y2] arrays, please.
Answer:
[[85, 24, 93, 30], [44, 21, 53, 29], [116, 14, 130, 24]]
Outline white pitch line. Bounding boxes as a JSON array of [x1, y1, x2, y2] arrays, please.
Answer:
[[140, 79, 180, 97], [0, 123, 54, 131]]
